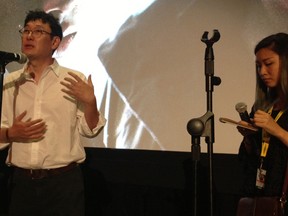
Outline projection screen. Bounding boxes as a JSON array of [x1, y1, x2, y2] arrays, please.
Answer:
[[1, 0, 288, 154]]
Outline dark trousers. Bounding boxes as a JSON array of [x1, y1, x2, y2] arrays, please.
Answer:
[[9, 165, 85, 216]]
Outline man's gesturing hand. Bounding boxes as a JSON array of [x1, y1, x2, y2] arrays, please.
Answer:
[[9, 111, 47, 142], [60, 72, 96, 106]]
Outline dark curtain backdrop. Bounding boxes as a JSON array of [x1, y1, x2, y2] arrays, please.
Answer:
[[1, 148, 243, 216]]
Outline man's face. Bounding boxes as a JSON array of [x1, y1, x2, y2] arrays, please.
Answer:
[[21, 20, 60, 60]]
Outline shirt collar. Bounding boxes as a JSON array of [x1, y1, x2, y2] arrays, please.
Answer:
[[49, 59, 60, 77], [21, 58, 60, 79]]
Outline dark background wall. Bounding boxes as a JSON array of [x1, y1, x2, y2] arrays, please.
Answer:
[[0, 148, 243, 216]]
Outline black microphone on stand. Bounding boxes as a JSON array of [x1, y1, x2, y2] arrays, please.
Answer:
[[0, 51, 27, 64], [235, 102, 251, 123]]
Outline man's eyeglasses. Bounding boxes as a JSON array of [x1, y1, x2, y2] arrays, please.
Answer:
[[19, 28, 52, 38]]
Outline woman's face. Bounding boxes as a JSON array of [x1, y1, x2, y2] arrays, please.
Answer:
[[255, 47, 281, 88]]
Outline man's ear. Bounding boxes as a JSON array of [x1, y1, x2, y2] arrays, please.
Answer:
[[52, 36, 61, 50]]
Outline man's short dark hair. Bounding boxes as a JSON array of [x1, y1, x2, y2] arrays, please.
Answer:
[[24, 10, 63, 41]]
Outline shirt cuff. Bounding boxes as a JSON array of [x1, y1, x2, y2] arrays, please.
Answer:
[[80, 112, 106, 137]]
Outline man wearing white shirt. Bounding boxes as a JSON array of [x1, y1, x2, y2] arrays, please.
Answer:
[[0, 10, 105, 216]]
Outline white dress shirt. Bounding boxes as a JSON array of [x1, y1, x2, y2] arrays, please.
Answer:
[[0, 60, 106, 169]]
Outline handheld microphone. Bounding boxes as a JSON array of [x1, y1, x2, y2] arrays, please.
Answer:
[[235, 102, 251, 123], [0, 51, 27, 64]]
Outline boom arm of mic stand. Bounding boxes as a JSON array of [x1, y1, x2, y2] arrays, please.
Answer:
[[186, 111, 214, 216], [186, 116, 203, 216]]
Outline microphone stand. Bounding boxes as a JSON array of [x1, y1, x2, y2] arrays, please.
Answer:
[[0, 61, 7, 124], [187, 30, 221, 216]]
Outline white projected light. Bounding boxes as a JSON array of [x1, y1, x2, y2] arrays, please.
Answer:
[[2, 0, 288, 153]]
